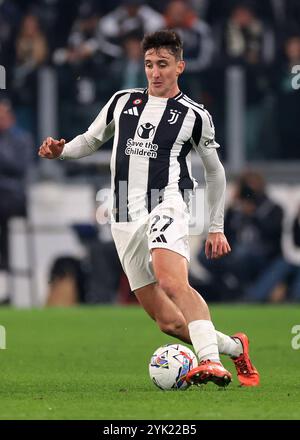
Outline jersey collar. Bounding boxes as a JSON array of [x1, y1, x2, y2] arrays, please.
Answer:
[[144, 88, 183, 101]]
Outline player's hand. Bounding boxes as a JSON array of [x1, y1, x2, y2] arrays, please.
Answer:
[[205, 232, 231, 259], [38, 137, 66, 159]]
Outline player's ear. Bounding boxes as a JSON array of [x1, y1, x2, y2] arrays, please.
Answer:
[[176, 60, 185, 76]]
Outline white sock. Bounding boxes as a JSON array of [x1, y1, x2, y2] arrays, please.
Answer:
[[188, 320, 220, 363], [216, 331, 243, 358]]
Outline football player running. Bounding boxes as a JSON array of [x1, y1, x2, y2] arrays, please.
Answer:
[[39, 30, 259, 388]]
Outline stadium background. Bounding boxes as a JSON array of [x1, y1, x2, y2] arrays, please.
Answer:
[[0, 0, 300, 421]]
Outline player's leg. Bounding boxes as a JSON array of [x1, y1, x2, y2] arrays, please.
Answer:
[[189, 286, 259, 386], [136, 283, 259, 386], [112, 214, 255, 385], [151, 248, 231, 386], [136, 280, 243, 356], [135, 282, 191, 343], [151, 249, 210, 322], [112, 220, 191, 344], [135, 275, 248, 361], [188, 286, 242, 356], [135, 282, 243, 357], [137, 279, 256, 369]]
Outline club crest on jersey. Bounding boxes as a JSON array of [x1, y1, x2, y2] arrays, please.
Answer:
[[168, 109, 181, 125], [137, 122, 156, 139], [133, 98, 142, 105]]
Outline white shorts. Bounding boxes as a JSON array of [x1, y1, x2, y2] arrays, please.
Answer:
[[111, 198, 190, 291]]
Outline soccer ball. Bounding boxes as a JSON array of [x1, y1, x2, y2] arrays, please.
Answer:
[[149, 344, 198, 390]]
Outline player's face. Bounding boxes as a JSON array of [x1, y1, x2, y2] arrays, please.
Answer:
[[144, 48, 185, 98]]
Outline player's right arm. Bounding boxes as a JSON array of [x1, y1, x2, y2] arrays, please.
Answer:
[[38, 137, 66, 159], [192, 108, 231, 259], [39, 91, 121, 160], [38, 133, 102, 160]]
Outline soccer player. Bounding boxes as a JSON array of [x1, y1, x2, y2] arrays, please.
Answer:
[[39, 30, 259, 387]]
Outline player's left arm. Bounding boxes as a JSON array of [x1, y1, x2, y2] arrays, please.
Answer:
[[192, 110, 231, 259], [201, 151, 231, 259]]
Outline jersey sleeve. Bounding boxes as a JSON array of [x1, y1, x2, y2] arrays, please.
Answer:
[[192, 109, 220, 157], [190, 107, 225, 233], [87, 91, 123, 144]]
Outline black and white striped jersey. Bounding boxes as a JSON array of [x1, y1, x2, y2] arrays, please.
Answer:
[[87, 88, 220, 222]]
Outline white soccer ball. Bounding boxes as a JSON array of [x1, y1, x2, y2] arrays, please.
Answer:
[[149, 343, 198, 390]]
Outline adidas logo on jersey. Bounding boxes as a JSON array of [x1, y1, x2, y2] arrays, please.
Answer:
[[124, 107, 139, 116], [152, 234, 167, 243]]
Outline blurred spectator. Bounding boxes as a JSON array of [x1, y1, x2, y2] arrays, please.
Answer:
[[53, 1, 101, 67], [0, 0, 21, 85], [46, 222, 127, 305], [281, 206, 300, 300], [164, 0, 214, 72], [272, 35, 300, 159], [112, 31, 146, 90], [53, 0, 162, 140], [201, 0, 240, 26], [14, 14, 48, 81], [280, 0, 300, 35], [203, 0, 281, 29], [163, 0, 214, 100], [47, 256, 86, 306], [27, 0, 78, 51], [214, 3, 275, 158], [53, 2, 117, 139], [12, 13, 48, 133], [0, 99, 33, 272], [246, 205, 300, 302], [219, 3, 275, 65], [97, 0, 164, 59], [198, 170, 284, 300]]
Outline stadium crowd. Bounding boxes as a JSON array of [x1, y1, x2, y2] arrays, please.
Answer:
[[1, 0, 300, 159], [1, 0, 300, 304]]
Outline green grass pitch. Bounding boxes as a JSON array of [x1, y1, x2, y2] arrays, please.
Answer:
[[0, 304, 299, 420]]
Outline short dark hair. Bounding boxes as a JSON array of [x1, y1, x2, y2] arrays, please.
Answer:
[[141, 30, 183, 61]]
